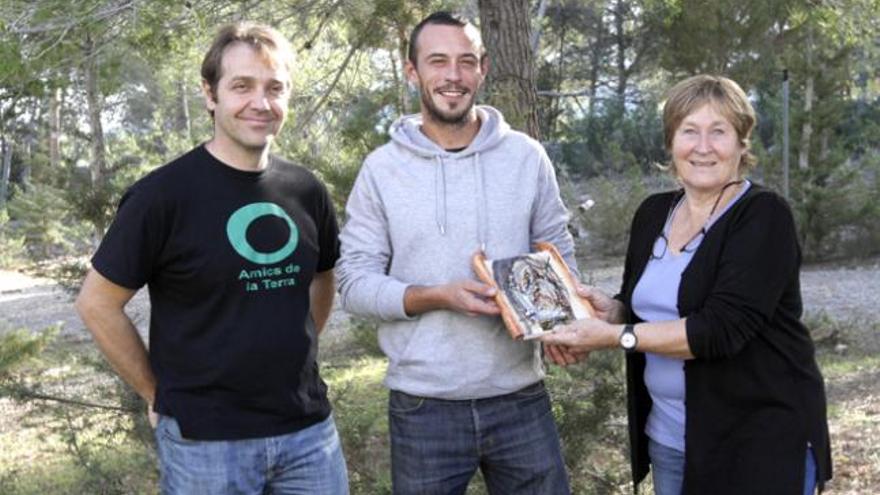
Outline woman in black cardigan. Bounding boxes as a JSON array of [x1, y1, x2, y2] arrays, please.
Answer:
[[541, 75, 831, 494]]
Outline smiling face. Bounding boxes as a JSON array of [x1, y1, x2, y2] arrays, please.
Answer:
[[671, 103, 745, 193], [405, 23, 486, 126], [203, 42, 291, 159]]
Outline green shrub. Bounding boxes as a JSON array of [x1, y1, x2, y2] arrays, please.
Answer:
[[325, 357, 391, 494], [578, 171, 655, 257], [791, 163, 866, 261], [1, 333, 156, 495], [0, 327, 56, 376], [29, 257, 90, 295], [758, 123, 880, 261], [547, 351, 631, 494], [6, 184, 89, 260], [837, 155, 880, 259], [0, 207, 26, 268], [349, 316, 385, 358], [558, 96, 666, 179]]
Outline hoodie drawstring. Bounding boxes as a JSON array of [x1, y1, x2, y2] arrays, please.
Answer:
[[391, 107, 507, 243], [435, 156, 447, 235], [435, 153, 488, 252], [474, 152, 489, 254]]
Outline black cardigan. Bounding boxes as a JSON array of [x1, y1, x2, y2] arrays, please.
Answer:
[[618, 184, 832, 494]]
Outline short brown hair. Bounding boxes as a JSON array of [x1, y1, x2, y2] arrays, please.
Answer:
[[408, 11, 485, 66], [201, 22, 295, 101], [662, 75, 757, 173]]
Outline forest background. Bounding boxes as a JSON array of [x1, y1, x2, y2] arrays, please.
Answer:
[[0, 0, 878, 493]]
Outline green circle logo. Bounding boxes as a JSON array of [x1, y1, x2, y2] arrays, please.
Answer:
[[226, 202, 298, 264]]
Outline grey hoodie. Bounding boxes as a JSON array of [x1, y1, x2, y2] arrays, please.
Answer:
[[336, 106, 577, 399]]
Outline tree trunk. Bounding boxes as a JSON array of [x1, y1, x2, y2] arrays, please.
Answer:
[[85, 47, 106, 185], [478, 0, 541, 139], [530, 0, 549, 53], [798, 27, 814, 171], [798, 75, 813, 171], [84, 36, 108, 236], [587, 16, 604, 120], [396, 23, 411, 115], [177, 75, 192, 144], [549, 17, 568, 136], [49, 87, 62, 168], [612, 0, 629, 116], [818, 127, 830, 162], [0, 137, 11, 208], [19, 98, 40, 188]]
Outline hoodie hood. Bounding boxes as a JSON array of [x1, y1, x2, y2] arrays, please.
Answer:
[[387, 105, 508, 244], [388, 105, 509, 158]]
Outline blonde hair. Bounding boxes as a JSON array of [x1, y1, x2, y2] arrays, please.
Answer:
[[661, 75, 757, 174]]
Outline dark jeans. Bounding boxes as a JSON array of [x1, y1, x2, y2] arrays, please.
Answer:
[[388, 381, 570, 495]]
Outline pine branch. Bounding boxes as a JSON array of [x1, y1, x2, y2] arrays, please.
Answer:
[[1, 384, 138, 413], [293, 33, 367, 135]]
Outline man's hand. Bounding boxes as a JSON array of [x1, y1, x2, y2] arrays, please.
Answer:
[[544, 343, 588, 366], [440, 279, 501, 316], [404, 279, 500, 317]]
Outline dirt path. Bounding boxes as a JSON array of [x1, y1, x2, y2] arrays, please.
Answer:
[[0, 270, 349, 347], [0, 271, 148, 340], [3, 259, 879, 341]]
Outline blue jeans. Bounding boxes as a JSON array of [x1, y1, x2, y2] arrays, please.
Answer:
[[648, 438, 819, 495], [804, 446, 818, 495], [388, 381, 570, 495], [648, 438, 685, 495], [155, 414, 349, 494]]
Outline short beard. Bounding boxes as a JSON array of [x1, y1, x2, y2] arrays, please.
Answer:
[[419, 86, 474, 126]]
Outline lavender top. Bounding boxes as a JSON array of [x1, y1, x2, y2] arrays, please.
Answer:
[[631, 181, 751, 452]]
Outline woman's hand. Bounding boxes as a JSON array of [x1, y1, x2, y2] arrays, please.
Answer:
[[542, 286, 628, 365], [148, 402, 159, 428], [577, 285, 626, 323], [539, 318, 620, 354]]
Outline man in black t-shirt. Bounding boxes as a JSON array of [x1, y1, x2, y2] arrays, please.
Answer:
[[75, 22, 349, 494]]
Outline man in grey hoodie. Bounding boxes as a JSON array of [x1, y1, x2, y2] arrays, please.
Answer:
[[336, 12, 574, 495]]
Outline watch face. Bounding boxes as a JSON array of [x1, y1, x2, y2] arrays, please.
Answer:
[[621, 333, 637, 349]]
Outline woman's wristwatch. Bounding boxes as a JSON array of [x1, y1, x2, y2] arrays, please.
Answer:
[[619, 324, 638, 353]]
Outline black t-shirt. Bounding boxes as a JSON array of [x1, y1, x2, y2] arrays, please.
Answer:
[[92, 145, 340, 440]]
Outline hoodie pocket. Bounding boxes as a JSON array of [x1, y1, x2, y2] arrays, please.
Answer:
[[392, 314, 462, 369]]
